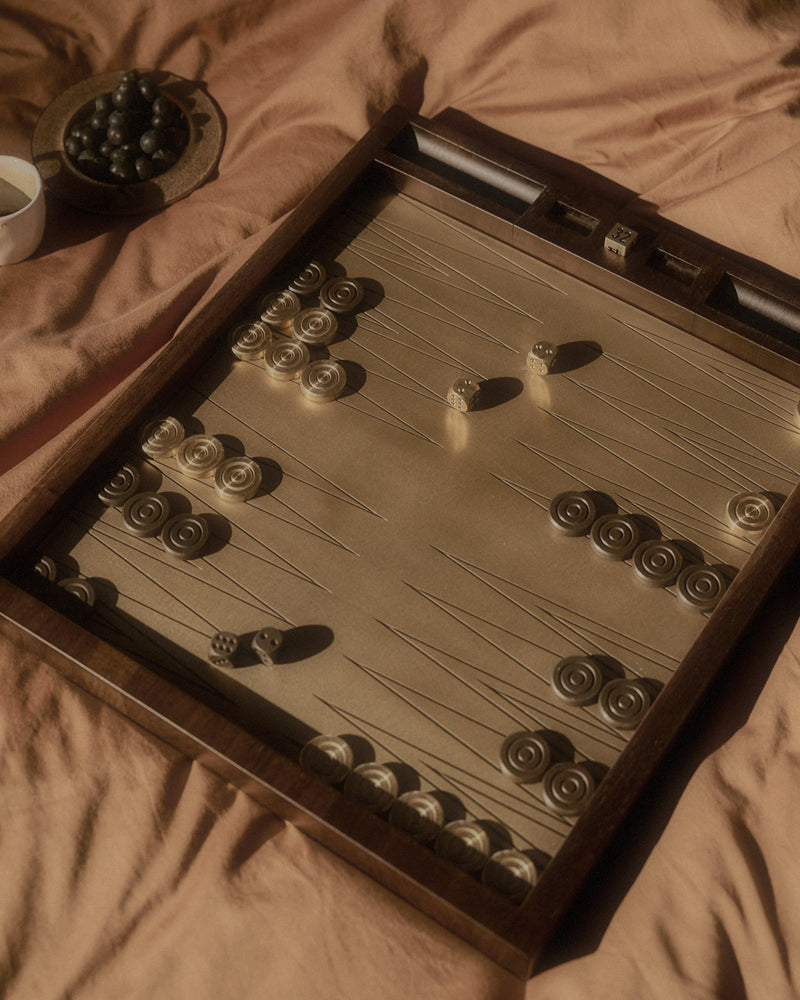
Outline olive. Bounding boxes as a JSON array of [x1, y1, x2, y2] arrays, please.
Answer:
[[134, 155, 155, 180], [111, 82, 137, 109], [137, 77, 157, 102], [99, 139, 115, 158], [151, 147, 177, 170], [89, 111, 109, 131], [106, 123, 130, 146], [139, 128, 165, 155], [79, 126, 104, 150], [109, 145, 132, 164], [109, 159, 136, 183], [95, 93, 113, 114], [151, 96, 173, 119], [119, 69, 139, 84], [107, 109, 130, 129], [64, 135, 82, 158]]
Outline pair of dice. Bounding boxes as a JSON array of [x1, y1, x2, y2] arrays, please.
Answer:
[[208, 626, 283, 667], [447, 341, 558, 413]]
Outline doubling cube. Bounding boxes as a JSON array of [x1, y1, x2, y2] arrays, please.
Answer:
[[604, 223, 638, 257]]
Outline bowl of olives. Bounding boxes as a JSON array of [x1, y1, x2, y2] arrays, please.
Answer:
[[33, 69, 224, 214]]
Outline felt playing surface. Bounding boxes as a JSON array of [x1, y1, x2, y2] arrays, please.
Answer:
[[35, 184, 800, 865]]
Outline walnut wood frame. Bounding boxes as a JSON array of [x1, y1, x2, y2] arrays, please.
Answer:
[[2, 108, 800, 978]]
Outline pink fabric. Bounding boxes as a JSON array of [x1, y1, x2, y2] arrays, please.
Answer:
[[0, 630, 517, 998], [532, 618, 800, 999], [2, 1, 800, 995]]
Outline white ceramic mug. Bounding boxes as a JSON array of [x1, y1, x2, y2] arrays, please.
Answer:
[[0, 156, 45, 265]]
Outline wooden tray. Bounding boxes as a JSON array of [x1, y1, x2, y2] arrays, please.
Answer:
[[3, 108, 800, 978]]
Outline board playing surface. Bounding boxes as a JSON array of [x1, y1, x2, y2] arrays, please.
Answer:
[[30, 178, 800, 885]]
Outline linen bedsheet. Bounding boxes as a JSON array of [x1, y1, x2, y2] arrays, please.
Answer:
[[2, 1, 800, 996]]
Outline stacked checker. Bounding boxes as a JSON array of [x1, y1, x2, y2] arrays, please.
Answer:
[[229, 261, 362, 403]]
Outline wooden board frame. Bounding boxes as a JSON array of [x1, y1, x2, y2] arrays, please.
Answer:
[[2, 108, 800, 978]]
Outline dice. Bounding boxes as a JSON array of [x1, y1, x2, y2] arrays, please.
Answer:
[[526, 341, 558, 375], [208, 630, 240, 666], [446, 376, 481, 412], [251, 627, 284, 666], [209, 627, 285, 666]]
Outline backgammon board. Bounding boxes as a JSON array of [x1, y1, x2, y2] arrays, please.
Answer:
[[3, 109, 800, 977]]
